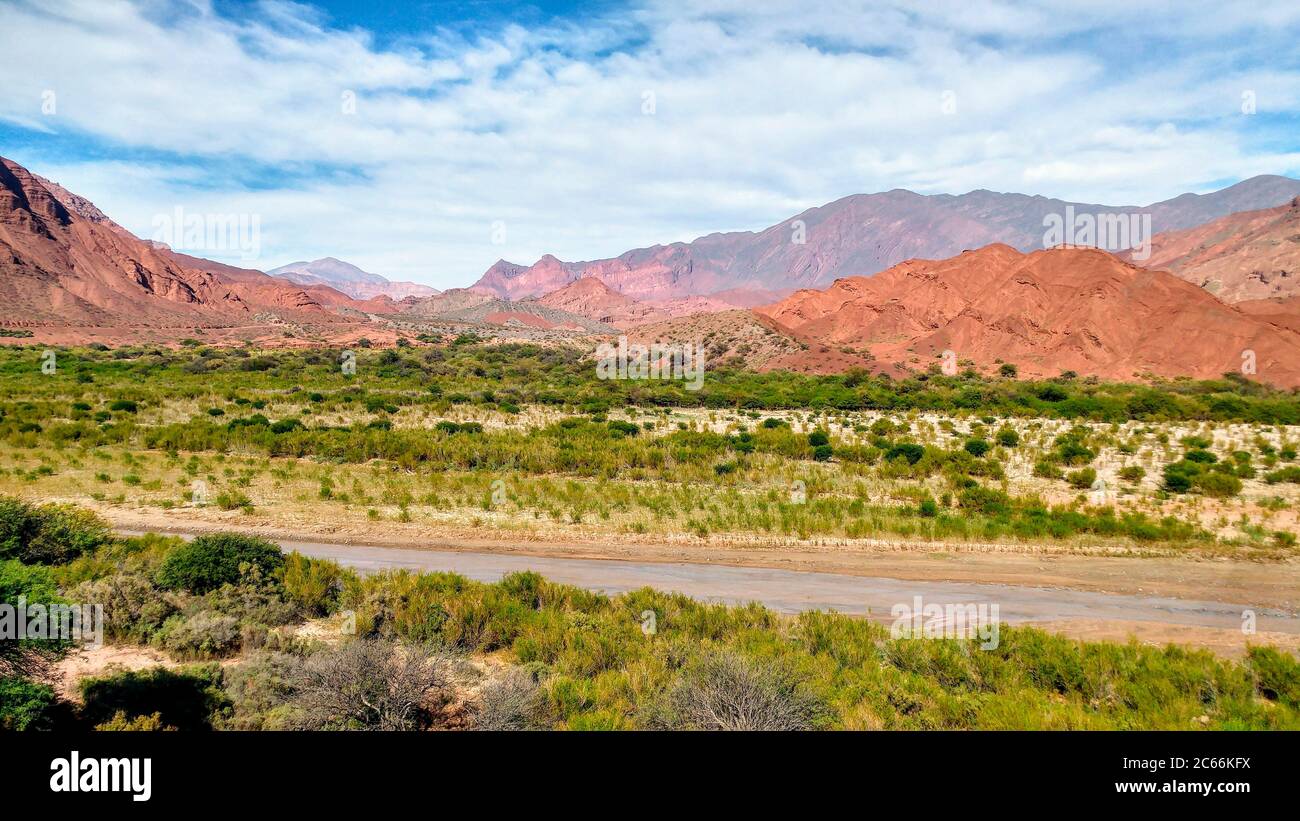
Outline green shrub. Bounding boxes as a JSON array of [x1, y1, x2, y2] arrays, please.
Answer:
[[1033, 460, 1063, 480], [607, 420, 640, 438], [1194, 471, 1242, 498], [1163, 461, 1197, 493], [1118, 465, 1145, 483], [0, 676, 59, 730], [154, 611, 242, 659], [1248, 647, 1300, 707], [964, 438, 990, 457], [156, 533, 284, 594], [0, 497, 111, 565], [94, 711, 172, 731], [214, 491, 252, 511], [1, 559, 66, 674], [957, 484, 1011, 515], [885, 443, 925, 465], [282, 553, 344, 616], [1066, 467, 1097, 490], [79, 665, 228, 731]]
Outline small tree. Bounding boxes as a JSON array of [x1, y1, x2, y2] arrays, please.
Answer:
[[291, 639, 454, 731], [474, 671, 545, 731], [156, 533, 284, 594], [653, 649, 829, 731]]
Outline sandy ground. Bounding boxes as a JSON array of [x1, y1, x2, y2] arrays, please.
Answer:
[[52, 645, 177, 701]]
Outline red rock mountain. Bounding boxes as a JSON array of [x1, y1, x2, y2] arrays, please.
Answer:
[[0, 156, 346, 328], [534, 276, 637, 320], [532, 276, 735, 328], [471, 176, 1300, 301], [756, 244, 1300, 387], [1122, 198, 1300, 302]]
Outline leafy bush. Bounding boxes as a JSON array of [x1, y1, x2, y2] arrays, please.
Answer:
[[217, 650, 302, 730], [1, 559, 66, 675], [0, 497, 111, 565], [885, 443, 925, 465], [156, 533, 284, 594], [70, 570, 177, 644], [1118, 465, 1145, 483], [1033, 460, 1063, 480], [155, 611, 243, 659], [214, 490, 252, 511], [93, 711, 172, 731], [1163, 460, 1242, 497], [1163, 462, 1194, 493], [1194, 471, 1242, 498], [0, 676, 59, 730], [79, 665, 228, 731], [1248, 647, 1300, 707], [964, 438, 990, 457], [607, 420, 640, 438], [1066, 467, 1097, 490], [281, 553, 344, 616]]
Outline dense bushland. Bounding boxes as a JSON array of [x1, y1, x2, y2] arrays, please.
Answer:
[[1, 343, 1297, 426]]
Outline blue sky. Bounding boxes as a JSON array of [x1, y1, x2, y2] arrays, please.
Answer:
[[2, 0, 1299, 287]]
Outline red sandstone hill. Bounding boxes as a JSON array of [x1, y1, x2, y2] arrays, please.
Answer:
[[533, 276, 735, 328], [533, 276, 638, 320], [1120, 198, 1300, 302], [755, 244, 1300, 387], [0, 156, 351, 328], [471, 177, 1300, 301]]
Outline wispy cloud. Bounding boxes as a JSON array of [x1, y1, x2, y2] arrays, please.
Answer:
[[2, 0, 1298, 285]]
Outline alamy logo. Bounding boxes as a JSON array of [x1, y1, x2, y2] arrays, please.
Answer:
[[595, 336, 706, 391], [50, 751, 151, 802], [0, 596, 103, 648], [1043, 206, 1151, 261], [890, 595, 1000, 650], [151, 206, 261, 262]]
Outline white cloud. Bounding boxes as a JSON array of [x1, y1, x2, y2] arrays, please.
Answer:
[[1, 0, 1298, 286]]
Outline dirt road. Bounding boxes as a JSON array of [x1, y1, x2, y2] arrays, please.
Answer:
[[120, 520, 1300, 656]]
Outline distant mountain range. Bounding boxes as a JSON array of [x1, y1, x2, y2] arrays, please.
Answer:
[[4, 152, 1299, 386], [268, 257, 440, 301], [470, 176, 1300, 301]]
